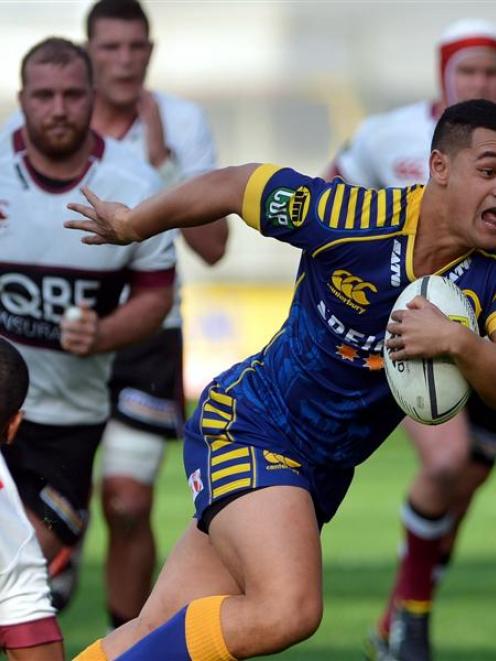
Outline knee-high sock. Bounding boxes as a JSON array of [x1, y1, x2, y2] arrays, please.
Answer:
[[377, 501, 453, 636], [117, 595, 236, 661]]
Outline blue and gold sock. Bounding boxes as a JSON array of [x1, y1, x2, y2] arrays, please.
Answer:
[[117, 595, 236, 661]]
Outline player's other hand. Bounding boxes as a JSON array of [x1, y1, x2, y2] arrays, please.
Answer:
[[138, 89, 172, 168], [66, 187, 139, 245], [60, 306, 100, 356]]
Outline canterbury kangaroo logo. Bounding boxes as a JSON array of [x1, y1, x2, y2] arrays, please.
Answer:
[[330, 270, 378, 306]]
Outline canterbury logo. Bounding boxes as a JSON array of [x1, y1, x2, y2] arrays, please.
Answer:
[[263, 450, 301, 469], [331, 270, 378, 306]]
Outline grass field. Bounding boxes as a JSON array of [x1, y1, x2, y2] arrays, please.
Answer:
[[61, 426, 495, 660]]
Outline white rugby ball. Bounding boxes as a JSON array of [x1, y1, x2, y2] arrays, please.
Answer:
[[383, 275, 479, 425]]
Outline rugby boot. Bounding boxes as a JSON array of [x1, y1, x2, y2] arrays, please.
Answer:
[[364, 629, 394, 660], [388, 607, 432, 661]]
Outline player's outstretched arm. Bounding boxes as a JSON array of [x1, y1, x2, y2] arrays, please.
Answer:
[[66, 164, 259, 245]]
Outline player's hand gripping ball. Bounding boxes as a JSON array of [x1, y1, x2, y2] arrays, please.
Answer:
[[383, 275, 479, 425]]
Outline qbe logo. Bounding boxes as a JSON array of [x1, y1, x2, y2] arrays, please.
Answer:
[[0, 269, 100, 348], [0, 272, 99, 322]]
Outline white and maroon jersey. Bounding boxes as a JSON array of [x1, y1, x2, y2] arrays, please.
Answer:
[[334, 100, 436, 188], [3, 93, 216, 330], [122, 91, 217, 181], [119, 91, 218, 329], [0, 453, 55, 626], [0, 129, 176, 425]]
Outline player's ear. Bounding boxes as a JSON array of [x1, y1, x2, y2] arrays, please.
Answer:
[[4, 410, 23, 445], [429, 149, 449, 185]]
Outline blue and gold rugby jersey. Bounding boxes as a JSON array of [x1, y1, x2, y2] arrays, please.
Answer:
[[193, 165, 496, 468]]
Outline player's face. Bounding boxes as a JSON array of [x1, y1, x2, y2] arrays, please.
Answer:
[[445, 128, 496, 250], [452, 49, 496, 103], [20, 59, 93, 159], [87, 19, 152, 108]]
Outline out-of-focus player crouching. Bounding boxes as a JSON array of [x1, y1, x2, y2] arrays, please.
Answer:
[[0, 338, 64, 660], [0, 36, 176, 611], [323, 18, 496, 661]]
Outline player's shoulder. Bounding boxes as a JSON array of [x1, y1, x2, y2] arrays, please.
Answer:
[[98, 135, 162, 189], [151, 90, 209, 135], [0, 108, 23, 135], [355, 100, 433, 139], [0, 129, 21, 179], [152, 90, 205, 119]]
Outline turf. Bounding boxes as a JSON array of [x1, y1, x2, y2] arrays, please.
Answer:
[[61, 426, 495, 660]]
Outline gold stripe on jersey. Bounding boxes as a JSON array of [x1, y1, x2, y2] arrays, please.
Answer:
[[345, 187, 358, 229], [204, 403, 231, 420], [486, 310, 496, 336], [209, 390, 234, 407], [329, 184, 346, 228], [201, 388, 236, 441], [212, 463, 251, 482], [211, 438, 231, 451], [390, 188, 403, 226], [404, 186, 424, 233], [376, 190, 387, 227], [211, 448, 250, 466], [317, 189, 331, 221], [242, 164, 282, 231], [213, 478, 252, 499], [322, 184, 423, 234], [462, 289, 481, 319], [360, 190, 372, 229], [312, 230, 406, 259]]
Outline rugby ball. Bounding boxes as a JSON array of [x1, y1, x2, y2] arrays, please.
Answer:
[[383, 275, 479, 425]]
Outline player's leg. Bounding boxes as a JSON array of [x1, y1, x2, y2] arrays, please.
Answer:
[[98, 519, 244, 657], [372, 412, 470, 660], [101, 328, 184, 628], [100, 485, 322, 661], [1, 419, 102, 607], [436, 396, 496, 568]]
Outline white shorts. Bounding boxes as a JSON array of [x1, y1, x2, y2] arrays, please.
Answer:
[[0, 454, 55, 627]]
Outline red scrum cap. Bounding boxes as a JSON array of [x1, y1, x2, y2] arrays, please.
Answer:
[[439, 18, 496, 105]]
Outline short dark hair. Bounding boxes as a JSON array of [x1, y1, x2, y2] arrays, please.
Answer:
[[0, 339, 29, 432], [21, 37, 93, 87], [86, 0, 150, 39], [431, 99, 496, 154]]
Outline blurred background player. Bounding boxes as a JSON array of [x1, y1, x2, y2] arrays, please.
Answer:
[[0, 37, 175, 610], [84, 0, 229, 630], [323, 18, 496, 661], [0, 338, 64, 661]]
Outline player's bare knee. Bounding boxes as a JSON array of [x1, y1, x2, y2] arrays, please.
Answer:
[[258, 590, 323, 649], [422, 457, 465, 488], [102, 478, 153, 532]]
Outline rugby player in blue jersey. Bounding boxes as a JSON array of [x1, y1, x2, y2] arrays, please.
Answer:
[[71, 99, 496, 661]]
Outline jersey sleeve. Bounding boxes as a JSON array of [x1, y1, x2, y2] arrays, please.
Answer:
[[241, 164, 403, 252]]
